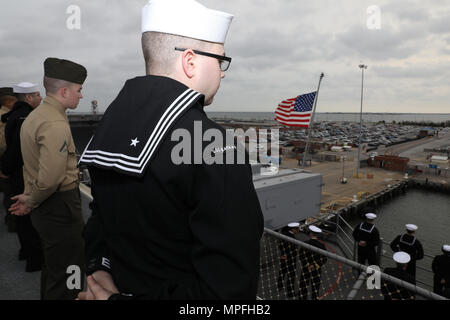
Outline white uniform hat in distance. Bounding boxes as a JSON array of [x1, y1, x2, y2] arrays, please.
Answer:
[[393, 251, 411, 264], [365, 213, 377, 220], [309, 225, 322, 234], [405, 224, 418, 231], [141, 0, 234, 44], [443, 245, 450, 253], [288, 222, 300, 228], [13, 82, 39, 94]]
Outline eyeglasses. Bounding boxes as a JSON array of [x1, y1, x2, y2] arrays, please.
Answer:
[[174, 47, 232, 71]]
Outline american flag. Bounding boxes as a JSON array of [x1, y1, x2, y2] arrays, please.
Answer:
[[275, 92, 316, 128]]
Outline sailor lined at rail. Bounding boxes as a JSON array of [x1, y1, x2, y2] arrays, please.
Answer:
[[272, 216, 449, 300], [352, 213, 380, 267], [276, 223, 327, 300], [381, 251, 416, 300], [297, 225, 327, 300], [277, 222, 301, 298], [390, 224, 424, 280]]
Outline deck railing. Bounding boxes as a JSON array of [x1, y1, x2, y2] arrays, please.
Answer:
[[258, 228, 447, 300]]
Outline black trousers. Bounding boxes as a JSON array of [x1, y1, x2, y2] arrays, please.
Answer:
[[1, 178, 17, 232], [433, 275, 443, 296], [277, 258, 297, 297], [30, 188, 85, 300], [357, 246, 377, 266], [433, 276, 450, 298], [298, 268, 322, 300], [405, 260, 417, 279], [17, 214, 43, 269]]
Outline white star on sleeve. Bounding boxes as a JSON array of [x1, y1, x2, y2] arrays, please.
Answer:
[[130, 137, 140, 147]]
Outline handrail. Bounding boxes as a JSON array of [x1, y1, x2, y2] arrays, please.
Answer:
[[336, 234, 354, 258], [337, 213, 355, 231], [337, 215, 437, 280], [381, 239, 437, 260], [337, 224, 354, 244], [264, 228, 448, 300], [346, 272, 367, 300], [381, 252, 434, 275]]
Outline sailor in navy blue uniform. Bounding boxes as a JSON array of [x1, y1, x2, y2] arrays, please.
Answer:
[[352, 213, 380, 266], [298, 225, 327, 300], [77, 0, 263, 300], [432, 244, 450, 298], [381, 251, 416, 300], [390, 224, 424, 279], [1, 83, 43, 272], [277, 222, 300, 298]]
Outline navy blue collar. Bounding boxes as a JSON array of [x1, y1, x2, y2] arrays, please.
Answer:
[[79, 76, 204, 177]]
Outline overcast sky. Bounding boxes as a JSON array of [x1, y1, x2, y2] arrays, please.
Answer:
[[1, 0, 449, 114]]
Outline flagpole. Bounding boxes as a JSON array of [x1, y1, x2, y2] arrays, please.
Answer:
[[356, 64, 367, 178], [302, 72, 325, 168]]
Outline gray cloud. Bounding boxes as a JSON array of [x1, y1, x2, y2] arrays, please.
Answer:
[[0, 0, 449, 114]]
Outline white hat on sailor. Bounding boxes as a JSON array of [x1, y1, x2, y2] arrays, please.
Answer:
[[365, 213, 377, 220], [309, 225, 322, 234], [405, 224, 418, 231], [13, 82, 39, 94], [288, 222, 300, 228], [141, 0, 234, 44], [393, 251, 410, 264], [443, 245, 450, 253]]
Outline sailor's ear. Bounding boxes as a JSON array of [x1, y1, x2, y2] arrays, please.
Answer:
[[180, 49, 196, 79], [58, 86, 68, 99]]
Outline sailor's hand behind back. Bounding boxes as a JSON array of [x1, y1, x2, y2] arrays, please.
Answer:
[[9, 194, 32, 216], [76, 283, 95, 300], [87, 275, 114, 300], [91, 270, 119, 294], [77, 273, 118, 300]]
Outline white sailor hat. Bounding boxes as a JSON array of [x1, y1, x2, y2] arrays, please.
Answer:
[[405, 224, 418, 231], [288, 222, 300, 228], [393, 251, 411, 264], [443, 245, 450, 253], [365, 213, 377, 220], [308, 225, 322, 234], [13, 82, 39, 94], [142, 0, 234, 44]]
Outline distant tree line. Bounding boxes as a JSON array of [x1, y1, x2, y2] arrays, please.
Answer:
[[390, 120, 450, 128]]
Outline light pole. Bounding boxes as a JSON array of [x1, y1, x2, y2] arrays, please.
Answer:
[[341, 153, 346, 184], [357, 64, 367, 178]]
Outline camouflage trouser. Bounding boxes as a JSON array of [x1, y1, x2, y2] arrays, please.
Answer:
[[30, 188, 85, 300]]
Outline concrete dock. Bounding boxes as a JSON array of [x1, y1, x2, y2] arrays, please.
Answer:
[[279, 131, 450, 214]]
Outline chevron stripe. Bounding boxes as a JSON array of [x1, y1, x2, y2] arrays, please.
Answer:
[[80, 89, 201, 174]]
